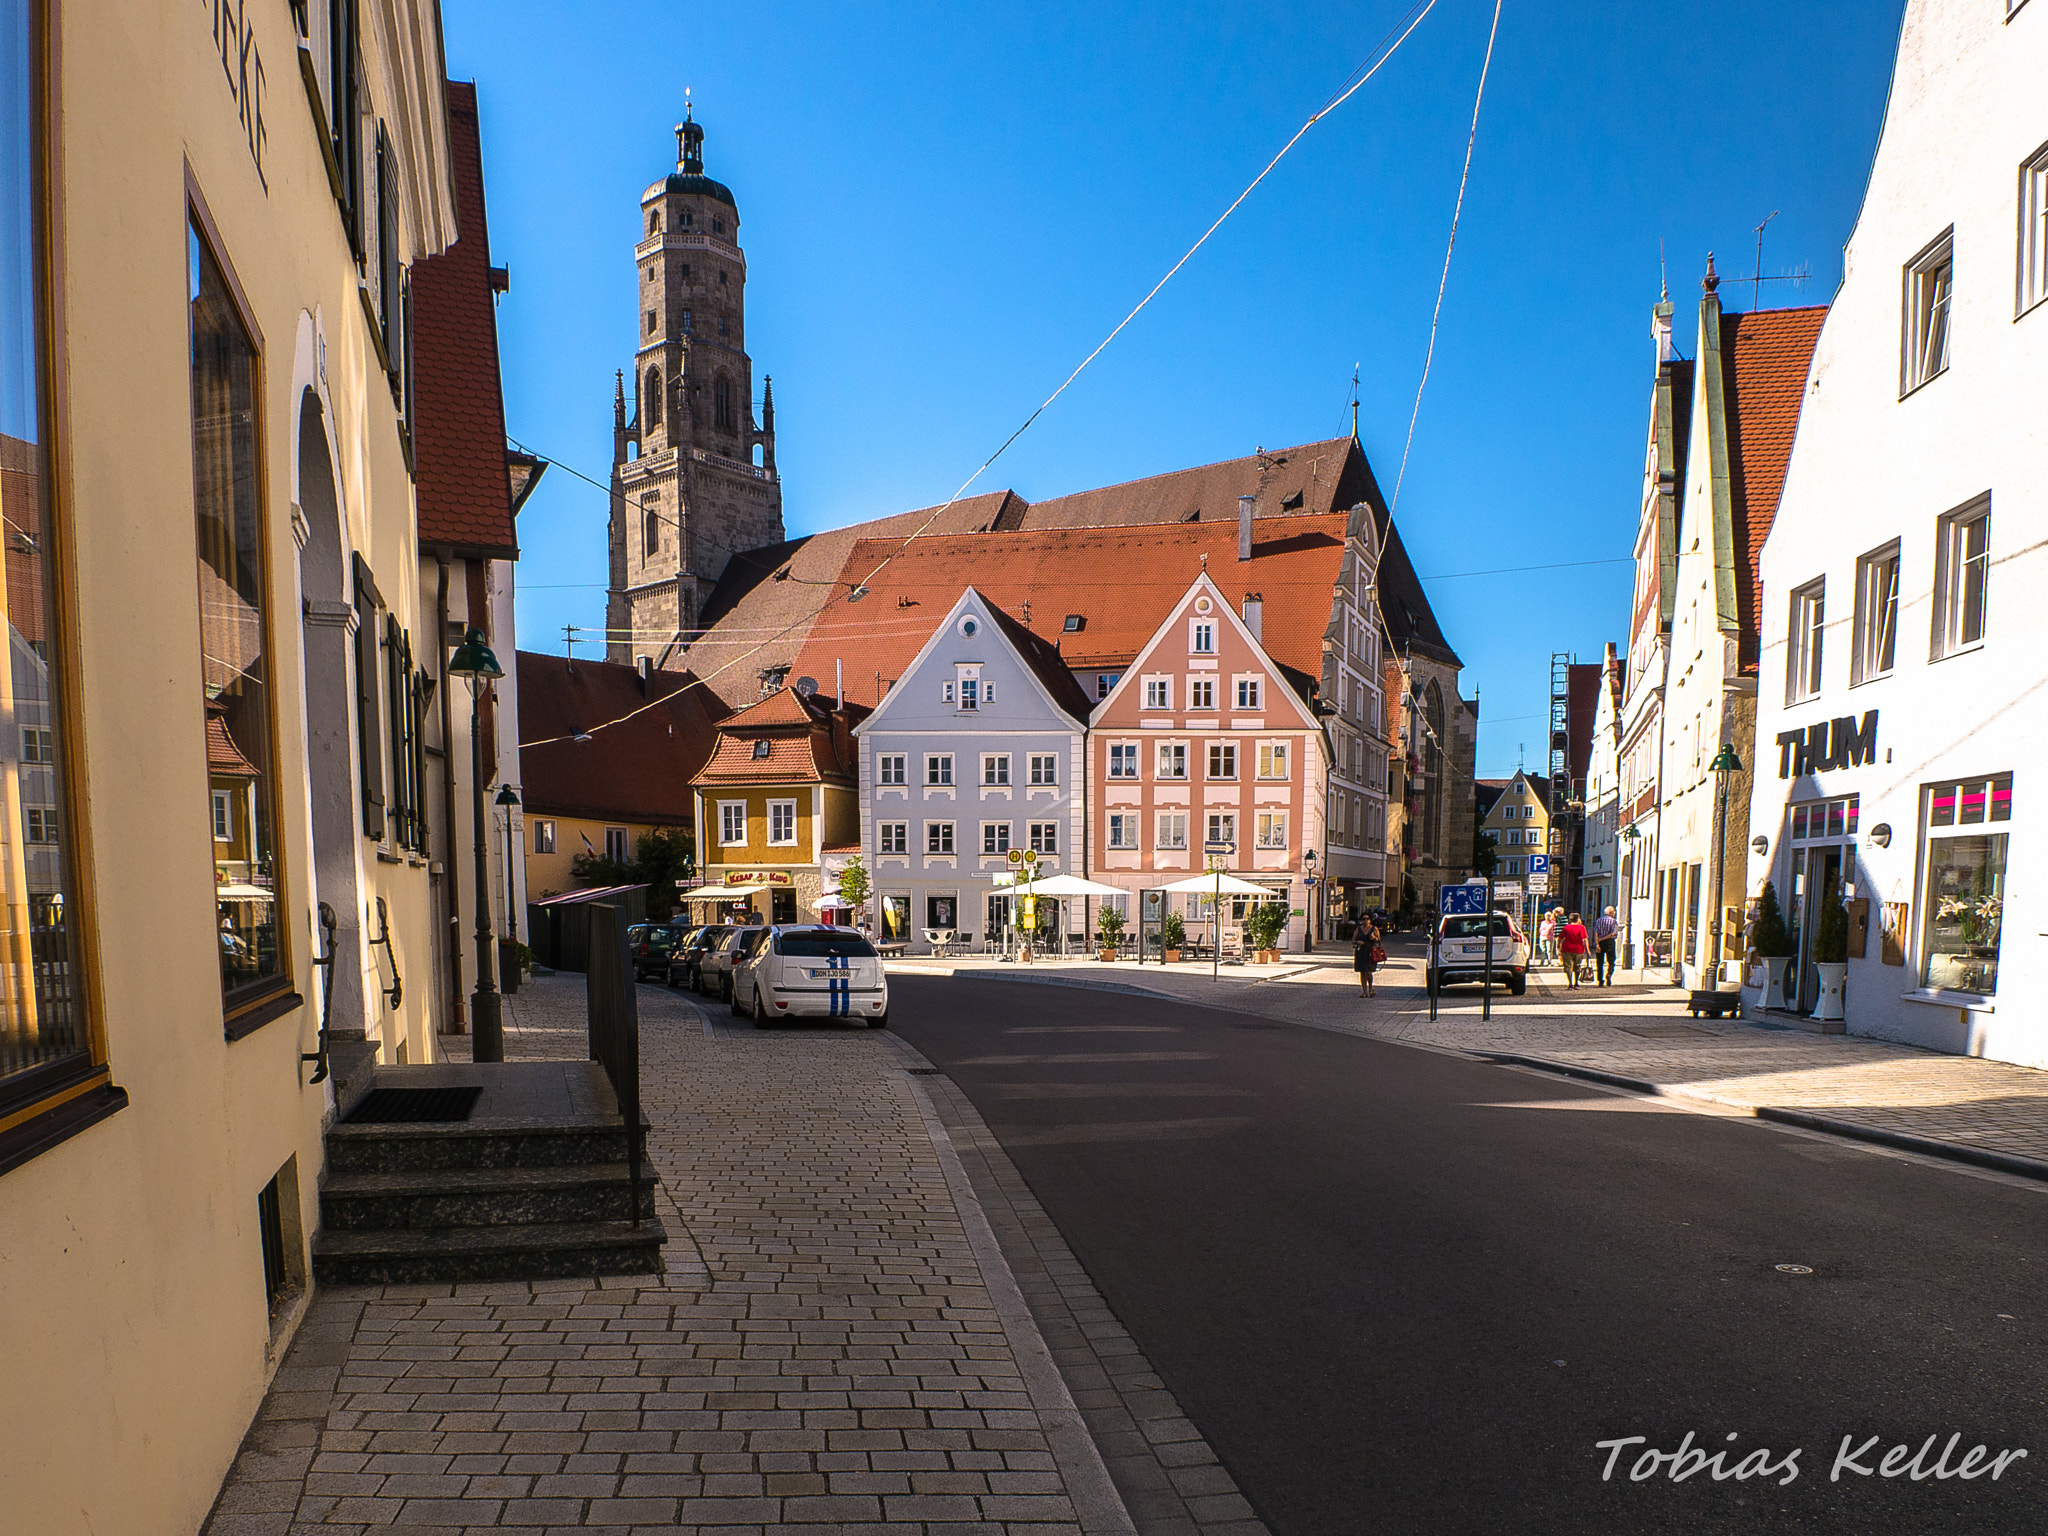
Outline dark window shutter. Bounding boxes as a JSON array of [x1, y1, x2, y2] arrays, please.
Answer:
[[353, 554, 385, 838]]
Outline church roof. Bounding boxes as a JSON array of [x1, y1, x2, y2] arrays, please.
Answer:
[[653, 171, 736, 207]]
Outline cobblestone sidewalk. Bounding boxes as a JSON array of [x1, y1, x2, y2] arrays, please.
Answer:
[[202, 979, 1150, 1535], [900, 943, 2048, 1175]]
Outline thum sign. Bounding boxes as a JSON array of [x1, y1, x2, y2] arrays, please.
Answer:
[[1777, 711, 1878, 778]]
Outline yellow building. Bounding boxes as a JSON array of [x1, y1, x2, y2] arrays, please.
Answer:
[[0, 3, 478, 1531], [1478, 770, 1554, 916], [689, 687, 863, 925]]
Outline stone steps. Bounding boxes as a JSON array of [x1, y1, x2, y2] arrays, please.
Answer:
[[312, 1218, 667, 1286], [319, 1162, 660, 1230], [324, 1119, 632, 1173]]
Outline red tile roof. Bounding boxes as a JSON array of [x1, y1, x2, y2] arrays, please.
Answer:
[[695, 686, 865, 787], [411, 82, 518, 558], [516, 651, 729, 824], [1003, 437, 1375, 531], [1720, 305, 1827, 664], [206, 705, 259, 780]]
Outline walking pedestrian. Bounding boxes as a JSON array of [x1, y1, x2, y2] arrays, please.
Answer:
[[1559, 912, 1590, 988], [1353, 917, 1384, 998], [1538, 909, 1557, 966], [1594, 905, 1619, 986]]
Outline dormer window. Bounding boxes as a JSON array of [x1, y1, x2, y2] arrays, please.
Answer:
[[1063, 614, 1083, 632]]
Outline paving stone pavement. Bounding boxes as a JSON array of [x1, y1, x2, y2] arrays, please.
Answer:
[[895, 943, 2048, 1171], [204, 975, 1265, 1535]]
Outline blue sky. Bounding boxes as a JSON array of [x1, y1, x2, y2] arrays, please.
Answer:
[[445, 0, 1907, 778]]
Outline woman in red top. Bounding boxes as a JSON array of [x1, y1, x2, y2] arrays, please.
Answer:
[[1559, 913, 1591, 989]]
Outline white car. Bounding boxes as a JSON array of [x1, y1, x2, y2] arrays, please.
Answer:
[[1428, 912, 1530, 995], [731, 925, 889, 1027]]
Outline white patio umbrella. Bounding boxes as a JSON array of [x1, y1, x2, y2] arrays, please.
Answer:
[[1005, 872, 1127, 956], [1158, 871, 1286, 975]]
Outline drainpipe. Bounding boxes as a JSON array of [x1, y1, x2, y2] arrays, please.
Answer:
[[436, 548, 465, 1031]]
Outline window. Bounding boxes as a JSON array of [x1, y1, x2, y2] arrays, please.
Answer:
[[1029, 754, 1057, 786], [959, 677, 980, 711], [646, 308, 657, 336], [1107, 814, 1139, 850], [1256, 811, 1288, 850], [941, 681, 954, 703], [1903, 231, 1953, 393], [1188, 679, 1214, 710], [533, 819, 556, 854], [982, 822, 1011, 855], [768, 800, 797, 846], [982, 753, 1009, 786], [720, 802, 747, 845], [1156, 813, 1188, 850], [1920, 774, 2011, 994], [605, 827, 630, 863], [1096, 673, 1118, 699], [24, 806, 57, 844], [383, 618, 425, 854], [1851, 542, 1900, 685], [1156, 743, 1187, 780], [2022, 141, 2048, 316], [878, 753, 906, 786], [878, 821, 907, 855], [1144, 678, 1171, 710], [1206, 813, 1236, 848], [1207, 743, 1236, 780], [352, 555, 385, 836], [927, 821, 955, 855], [1108, 743, 1138, 779], [751, 740, 771, 760], [1786, 580, 1824, 703], [1237, 679, 1261, 709], [1063, 615, 1083, 632], [717, 317, 728, 336], [1932, 497, 1990, 658], [1257, 742, 1289, 780], [1190, 620, 1215, 654], [644, 365, 663, 428], [644, 504, 661, 557], [191, 218, 288, 1014], [1505, 857, 1522, 877], [682, 308, 692, 333], [1027, 822, 1056, 855], [20, 727, 51, 763], [714, 374, 735, 433], [926, 753, 953, 786]]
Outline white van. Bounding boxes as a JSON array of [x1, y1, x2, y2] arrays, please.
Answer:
[[731, 925, 889, 1027]]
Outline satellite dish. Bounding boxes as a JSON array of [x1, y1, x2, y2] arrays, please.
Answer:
[[793, 676, 819, 697]]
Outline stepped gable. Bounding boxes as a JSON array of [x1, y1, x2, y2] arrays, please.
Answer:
[[790, 514, 1350, 711], [517, 651, 728, 826], [1718, 304, 1827, 669], [1010, 436, 1371, 530]]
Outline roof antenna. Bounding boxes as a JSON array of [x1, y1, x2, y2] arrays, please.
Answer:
[[1753, 210, 1778, 311]]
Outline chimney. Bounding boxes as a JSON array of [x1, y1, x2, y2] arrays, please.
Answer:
[[1242, 593, 1263, 643], [1237, 495, 1254, 561]]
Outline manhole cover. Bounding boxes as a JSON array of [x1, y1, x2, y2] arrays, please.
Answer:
[[345, 1085, 484, 1123], [1619, 1024, 1715, 1039], [1775, 1263, 1814, 1275]]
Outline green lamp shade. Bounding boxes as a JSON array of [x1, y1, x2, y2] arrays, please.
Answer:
[[447, 628, 505, 681], [494, 784, 521, 807], [1708, 744, 1743, 775]]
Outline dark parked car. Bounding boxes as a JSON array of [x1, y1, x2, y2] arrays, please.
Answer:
[[630, 923, 688, 981], [671, 924, 733, 991]]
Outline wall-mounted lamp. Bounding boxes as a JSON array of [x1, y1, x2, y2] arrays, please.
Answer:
[[1751, 835, 1769, 857], [1868, 823, 1892, 849]]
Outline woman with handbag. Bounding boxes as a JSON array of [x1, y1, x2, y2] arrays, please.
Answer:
[[1354, 918, 1385, 998]]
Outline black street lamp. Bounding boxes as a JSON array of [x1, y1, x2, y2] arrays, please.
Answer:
[[495, 783, 521, 987], [1708, 744, 1743, 988], [448, 628, 505, 1061]]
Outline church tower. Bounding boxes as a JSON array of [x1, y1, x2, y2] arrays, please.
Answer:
[[606, 107, 783, 667]]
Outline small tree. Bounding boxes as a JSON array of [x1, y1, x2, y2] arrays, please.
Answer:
[[1243, 900, 1288, 953], [836, 851, 871, 923], [1401, 875, 1419, 918], [1751, 880, 1794, 958], [1813, 881, 1850, 964], [569, 825, 696, 920], [1096, 905, 1126, 948], [1162, 911, 1186, 950], [1473, 828, 1499, 877]]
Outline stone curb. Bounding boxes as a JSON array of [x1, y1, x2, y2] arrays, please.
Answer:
[[1476, 1050, 2048, 1184]]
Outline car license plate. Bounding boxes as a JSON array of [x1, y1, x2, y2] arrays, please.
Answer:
[[810, 968, 837, 979]]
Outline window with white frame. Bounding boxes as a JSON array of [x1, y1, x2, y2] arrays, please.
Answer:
[[1207, 812, 1236, 848], [212, 789, 234, 842], [1207, 742, 1236, 780], [926, 753, 954, 786], [605, 826, 630, 863], [958, 673, 980, 711], [1932, 496, 1990, 658], [1903, 230, 1953, 393], [1144, 677, 1171, 710], [2020, 140, 2048, 317], [1029, 753, 1057, 785], [533, 819, 556, 854], [982, 753, 1010, 786], [877, 753, 906, 786], [1096, 673, 1119, 699], [1108, 742, 1138, 779], [1157, 742, 1187, 780], [768, 800, 797, 845], [926, 821, 955, 854], [1029, 821, 1057, 854], [1237, 678, 1261, 709], [1787, 580, 1825, 703], [1107, 814, 1139, 849], [1257, 741, 1289, 780], [878, 821, 907, 855], [1188, 678, 1215, 710], [1156, 812, 1188, 849], [1919, 773, 2011, 995], [941, 681, 955, 702], [719, 802, 746, 845], [1190, 620, 1215, 654], [1505, 856, 1522, 877], [982, 821, 1011, 855], [21, 726, 51, 763], [1851, 541, 1900, 685]]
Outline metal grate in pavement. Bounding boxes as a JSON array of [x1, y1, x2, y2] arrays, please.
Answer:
[[344, 1084, 483, 1123]]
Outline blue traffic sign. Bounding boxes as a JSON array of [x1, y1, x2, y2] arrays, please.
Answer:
[[1439, 884, 1488, 916], [1526, 854, 1550, 877]]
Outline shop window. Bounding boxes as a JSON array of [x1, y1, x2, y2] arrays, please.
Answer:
[[1920, 774, 2011, 994], [925, 892, 955, 929], [533, 819, 556, 854], [1902, 230, 1953, 394], [1931, 496, 1990, 658], [191, 217, 290, 1020], [879, 894, 910, 940], [1786, 580, 1824, 703]]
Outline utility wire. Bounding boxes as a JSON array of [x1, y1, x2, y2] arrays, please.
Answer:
[[1391, 0, 1504, 513]]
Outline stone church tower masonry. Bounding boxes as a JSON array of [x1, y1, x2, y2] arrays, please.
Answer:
[[606, 108, 783, 666]]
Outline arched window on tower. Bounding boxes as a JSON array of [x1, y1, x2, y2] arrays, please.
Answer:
[[648, 210, 661, 235], [645, 366, 663, 429], [644, 505, 661, 558], [714, 375, 734, 434]]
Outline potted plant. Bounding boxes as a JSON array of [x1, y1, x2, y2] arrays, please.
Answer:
[[1162, 911, 1186, 963], [1749, 881, 1796, 1010], [1096, 905, 1125, 962], [1811, 882, 1850, 1024], [1243, 901, 1287, 964]]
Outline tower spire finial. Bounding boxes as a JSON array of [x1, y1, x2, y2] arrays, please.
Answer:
[[675, 95, 705, 174]]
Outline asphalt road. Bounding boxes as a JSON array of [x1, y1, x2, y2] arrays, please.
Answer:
[[887, 971, 2048, 1536]]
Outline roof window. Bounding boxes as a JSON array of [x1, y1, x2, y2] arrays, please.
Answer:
[[1063, 615, 1084, 632], [752, 740, 772, 759]]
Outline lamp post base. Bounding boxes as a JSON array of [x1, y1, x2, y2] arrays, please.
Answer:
[[470, 988, 503, 1062]]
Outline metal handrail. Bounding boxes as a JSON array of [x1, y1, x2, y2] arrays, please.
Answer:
[[585, 904, 643, 1229], [302, 902, 338, 1084]]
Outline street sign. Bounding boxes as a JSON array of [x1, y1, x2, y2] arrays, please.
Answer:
[[1203, 840, 1235, 855], [1007, 848, 1024, 865], [1526, 854, 1550, 879], [1492, 881, 1522, 899], [1439, 884, 1487, 916]]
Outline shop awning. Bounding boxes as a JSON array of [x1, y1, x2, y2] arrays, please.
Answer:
[[680, 883, 767, 899], [214, 884, 275, 902]]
